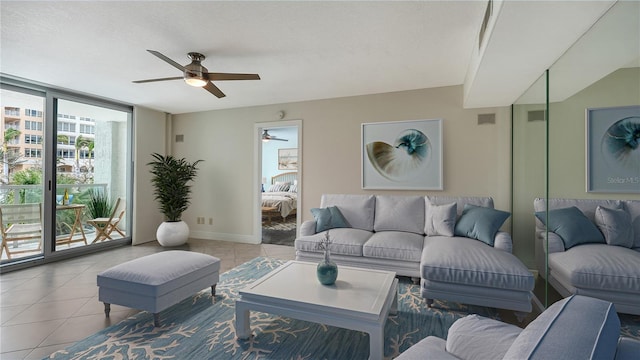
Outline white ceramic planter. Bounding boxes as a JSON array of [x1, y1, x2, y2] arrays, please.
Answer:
[[156, 220, 189, 246]]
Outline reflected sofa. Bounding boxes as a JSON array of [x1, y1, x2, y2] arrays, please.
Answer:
[[534, 198, 640, 315], [295, 194, 534, 312], [396, 295, 640, 360]]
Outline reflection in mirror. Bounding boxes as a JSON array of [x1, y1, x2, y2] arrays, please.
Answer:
[[513, 71, 548, 308], [513, 1, 639, 313], [544, 0, 639, 320]]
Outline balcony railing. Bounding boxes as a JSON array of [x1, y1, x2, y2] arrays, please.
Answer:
[[0, 183, 124, 262]]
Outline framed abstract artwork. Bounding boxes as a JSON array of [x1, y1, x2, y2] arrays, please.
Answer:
[[278, 148, 298, 170], [586, 105, 640, 193], [361, 119, 443, 190]]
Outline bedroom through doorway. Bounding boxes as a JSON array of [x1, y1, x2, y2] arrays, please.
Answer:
[[259, 123, 300, 246]]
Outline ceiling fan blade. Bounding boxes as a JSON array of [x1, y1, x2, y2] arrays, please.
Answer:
[[147, 50, 186, 71], [132, 76, 183, 84], [203, 82, 226, 98], [272, 137, 288, 141], [208, 73, 260, 81]]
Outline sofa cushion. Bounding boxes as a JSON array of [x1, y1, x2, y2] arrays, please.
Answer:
[[548, 244, 640, 294], [594, 206, 634, 248], [503, 295, 620, 360], [427, 196, 493, 219], [535, 206, 605, 249], [374, 195, 425, 235], [294, 228, 372, 256], [445, 314, 522, 360], [310, 206, 350, 233], [622, 200, 640, 249], [421, 237, 533, 291], [424, 201, 456, 236], [363, 231, 424, 262], [320, 194, 375, 231], [454, 204, 510, 246]]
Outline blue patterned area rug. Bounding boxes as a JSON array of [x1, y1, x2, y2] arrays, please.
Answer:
[[44, 257, 639, 359]]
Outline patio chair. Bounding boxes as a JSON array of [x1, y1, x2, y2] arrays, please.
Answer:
[[87, 198, 125, 243], [0, 203, 43, 260]]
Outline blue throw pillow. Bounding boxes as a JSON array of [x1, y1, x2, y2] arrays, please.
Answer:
[[535, 206, 605, 250], [310, 206, 350, 233], [454, 204, 510, 246]]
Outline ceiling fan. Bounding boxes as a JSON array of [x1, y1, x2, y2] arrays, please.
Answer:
[[133, 50, 260, 98], [262, 130, 288, 142]]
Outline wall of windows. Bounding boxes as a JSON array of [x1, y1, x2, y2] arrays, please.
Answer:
[[0, 78, 133, 270]]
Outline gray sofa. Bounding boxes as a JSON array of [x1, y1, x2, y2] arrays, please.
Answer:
[[534, 198, 640, 315], [396, 294, 640, 360], [295, 194, 534, 312]]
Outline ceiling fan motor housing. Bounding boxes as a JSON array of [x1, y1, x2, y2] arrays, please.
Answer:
[[185, 52, 208, 83]]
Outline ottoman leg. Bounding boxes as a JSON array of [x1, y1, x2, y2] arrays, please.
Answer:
[[211, 284, 217, 296], [104, 303, 111, 317], [153, 313, 161, 327]]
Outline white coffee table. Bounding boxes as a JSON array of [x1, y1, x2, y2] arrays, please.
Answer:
[[235, 260, 398, 360]]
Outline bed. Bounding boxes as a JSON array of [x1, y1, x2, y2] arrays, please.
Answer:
[[262, 172, 298, 223]]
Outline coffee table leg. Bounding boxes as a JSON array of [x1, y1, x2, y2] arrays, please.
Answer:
[[368, 326, 384, 360], [235, 301, 251, 339], [390, 289, 398, 315]]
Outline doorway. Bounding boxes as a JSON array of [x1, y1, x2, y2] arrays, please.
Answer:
[[256, 120, 301, 246]]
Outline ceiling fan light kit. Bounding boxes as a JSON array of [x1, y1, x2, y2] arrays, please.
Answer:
[[133, 50, 260, 98]]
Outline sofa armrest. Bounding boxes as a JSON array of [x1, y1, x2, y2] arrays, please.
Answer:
[[615, 337, 640, 360], [543, 231, 565, 254], [494, 231, 513, 253], [300, 220, 317, 236], [395, 336, 460, 360]]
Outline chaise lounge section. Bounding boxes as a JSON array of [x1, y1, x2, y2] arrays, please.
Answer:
[[534, 198, 640, 315], [295, 194, 534, 312]]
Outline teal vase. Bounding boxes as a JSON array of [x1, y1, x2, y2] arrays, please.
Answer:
[[317, 249, 338, 285]]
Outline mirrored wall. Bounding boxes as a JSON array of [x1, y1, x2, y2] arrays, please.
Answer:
[[513, 1, 639, 308]]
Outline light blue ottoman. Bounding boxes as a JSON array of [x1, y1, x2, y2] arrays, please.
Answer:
[[97, 250, 220, 326]]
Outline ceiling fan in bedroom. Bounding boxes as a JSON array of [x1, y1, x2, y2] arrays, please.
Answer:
[[133, 50, 260, 98], [262, 130, 288, 142]]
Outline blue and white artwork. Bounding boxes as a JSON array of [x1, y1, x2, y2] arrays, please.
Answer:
[[362, 119, 443, 190], [587, 105, 640, 193]]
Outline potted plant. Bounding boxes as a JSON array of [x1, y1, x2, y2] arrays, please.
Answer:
[[86, 188, 115, 219], [147, 153, 202, 246]]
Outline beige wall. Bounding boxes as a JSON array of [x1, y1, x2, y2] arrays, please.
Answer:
[[132, 106, 167, 245], [170, 85, 513, 247]]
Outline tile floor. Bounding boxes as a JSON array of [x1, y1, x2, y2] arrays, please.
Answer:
[[0, 239, 296, 360]]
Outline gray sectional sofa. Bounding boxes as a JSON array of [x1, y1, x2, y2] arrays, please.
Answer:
[[534, 198, 640, 315], [396, 294, 640, 360], [295, 194, 534, 312]]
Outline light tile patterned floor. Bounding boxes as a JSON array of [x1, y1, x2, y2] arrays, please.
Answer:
[[0, 239, 296, 360]]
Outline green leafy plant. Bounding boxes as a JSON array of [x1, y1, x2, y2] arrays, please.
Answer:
[[147, 153, 202, 222], [87, 189, 114, 219]]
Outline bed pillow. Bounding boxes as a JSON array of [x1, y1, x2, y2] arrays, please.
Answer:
[[534, 206, 605, 250], [311, 206, 350, 233], [594, 206, 634, 248], [268, 182, 290, 192], [288, 184, 298, 193], [424, 202, 457, 236], [454, 204, 510, 246]]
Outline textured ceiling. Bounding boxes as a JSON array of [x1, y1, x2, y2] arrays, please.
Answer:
[[0, 1, 621, 114]]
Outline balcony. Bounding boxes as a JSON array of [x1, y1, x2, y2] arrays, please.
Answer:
[[0, 183, 126, 262]]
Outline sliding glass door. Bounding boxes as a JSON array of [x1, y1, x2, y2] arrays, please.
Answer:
[[0, 87, 46, 262], [54, 99, 130, 253], [1, 79, 132, 267]]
